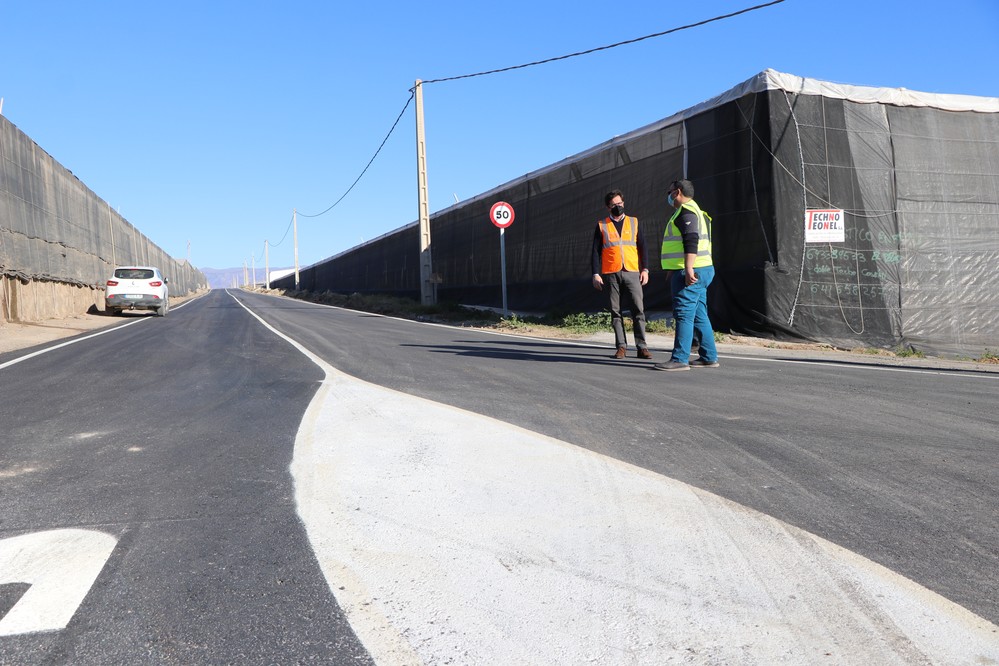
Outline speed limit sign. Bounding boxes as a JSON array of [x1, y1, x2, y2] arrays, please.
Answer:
[[489, 201, 515, 229]]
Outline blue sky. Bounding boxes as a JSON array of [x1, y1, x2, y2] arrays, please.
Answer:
[[3, 0, 997, 272]]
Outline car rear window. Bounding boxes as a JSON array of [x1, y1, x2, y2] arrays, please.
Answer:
[[114, 268, 155, 279]]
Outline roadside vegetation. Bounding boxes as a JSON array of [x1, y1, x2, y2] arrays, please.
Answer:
[[265, 288, 669, 338], [259, 288, 995, 363], [893, 345, 926, 359], [978, 349, 999, 364]]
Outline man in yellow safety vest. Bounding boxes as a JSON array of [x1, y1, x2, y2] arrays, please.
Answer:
[[654, 179, 720, 371]]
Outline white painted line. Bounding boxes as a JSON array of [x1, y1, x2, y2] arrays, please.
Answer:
[[233, 291, 999, 664], [0, 318, 146, 371], [722, 353, 999, 379], [235, 289, 611, 348], [0, 529, 117, 636], [238, 290, 999, 378], [0, 295, 203, 371]]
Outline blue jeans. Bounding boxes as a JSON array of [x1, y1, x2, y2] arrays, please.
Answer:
[[670, 266, 717, 364]]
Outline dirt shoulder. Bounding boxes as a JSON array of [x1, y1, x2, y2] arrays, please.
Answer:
[[0, 294, 200, 354], [0, 312, 117, 354]]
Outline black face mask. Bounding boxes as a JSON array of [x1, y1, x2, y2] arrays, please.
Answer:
[[610, 204, 624, 217]]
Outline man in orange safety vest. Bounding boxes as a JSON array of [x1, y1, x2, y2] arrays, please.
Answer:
[[591, 189, 652, 360]]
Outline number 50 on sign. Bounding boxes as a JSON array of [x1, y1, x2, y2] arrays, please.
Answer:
[[489, 201, 515, 229]]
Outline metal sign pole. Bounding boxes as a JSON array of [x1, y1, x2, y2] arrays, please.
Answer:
[[500, 227, 508, 316], [488, 201, 515, 317]]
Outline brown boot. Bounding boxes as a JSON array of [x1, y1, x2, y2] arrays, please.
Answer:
[[612, 347, 626, 359]]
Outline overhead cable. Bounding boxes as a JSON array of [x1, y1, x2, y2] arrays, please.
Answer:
[[267, 210, 298, 249], [420, 0, 787, 85], [299, 92, 415, 218], [294, 0, 786, 221]]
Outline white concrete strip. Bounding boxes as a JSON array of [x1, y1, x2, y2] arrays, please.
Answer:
[[231, 292, 999, 665], [0, 529, 117, 636], [292, 371, 999, 665]]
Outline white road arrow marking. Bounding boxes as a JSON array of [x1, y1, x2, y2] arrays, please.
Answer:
[[0, 528, 117, 636]]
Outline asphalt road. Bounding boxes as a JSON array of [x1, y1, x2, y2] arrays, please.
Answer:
[[0, 292, 373, 664], [229, 289, 999, 624], [1, 288, 997, 663]]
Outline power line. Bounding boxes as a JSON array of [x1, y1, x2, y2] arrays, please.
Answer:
[[291, 0, 786, 223], [298, 92, 415, 218], [422, 0, 787, 85], [248, 209, 296, 269], [267, 210, 297, 249]]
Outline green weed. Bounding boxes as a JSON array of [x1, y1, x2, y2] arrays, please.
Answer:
[[978, 349, 999, 364], [894, 345, 925, 358], [645, 319, 673, 335]]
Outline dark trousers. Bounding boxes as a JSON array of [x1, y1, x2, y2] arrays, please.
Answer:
[[605, 270, 647, 349]]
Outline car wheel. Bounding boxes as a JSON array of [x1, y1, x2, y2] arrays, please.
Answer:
[[156, 304, 167, 317]]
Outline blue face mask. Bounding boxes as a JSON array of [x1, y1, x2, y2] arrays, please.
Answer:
[[667, 193, 675, 207]]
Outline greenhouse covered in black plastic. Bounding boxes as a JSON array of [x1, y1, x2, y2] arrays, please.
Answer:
[[273, 70, 999, 358]]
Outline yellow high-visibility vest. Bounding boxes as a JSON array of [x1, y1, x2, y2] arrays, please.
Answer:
[[660, 200, 712, 269]]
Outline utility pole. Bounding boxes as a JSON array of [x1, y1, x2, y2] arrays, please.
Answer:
[[251, 254, 256, 289], [415, 79, 435, 305], [265, 240, 270, 289], [293, 208, 300, 291], [107, 203, 116, 267]]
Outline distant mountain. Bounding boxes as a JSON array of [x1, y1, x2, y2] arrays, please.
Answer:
[[200, 267, 293, 290]]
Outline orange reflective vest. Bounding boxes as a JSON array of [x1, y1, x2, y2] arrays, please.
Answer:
[[598, 216, 640, 274]]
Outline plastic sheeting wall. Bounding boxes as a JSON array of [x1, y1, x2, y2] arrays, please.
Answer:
[[275, 92, 776, 323], [766, 94, 999, 357], [285, 124, 692, 315], [274, 74, 998, 357], [277, 117, 737, 316], [0, 115, 206, 294]]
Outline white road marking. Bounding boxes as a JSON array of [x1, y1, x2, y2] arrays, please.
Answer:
[[0, 529, 117, 636], [232, 292, 999, 664], [0, 319, 146, 371], [0, 295, 203, 371], [721, 352, 999, 379], [249, 290, 999, 379]]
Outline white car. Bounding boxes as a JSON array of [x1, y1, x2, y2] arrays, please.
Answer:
[[104, 266, 170, 316]]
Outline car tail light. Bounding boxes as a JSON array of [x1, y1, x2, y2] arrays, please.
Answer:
[[107, 280, 119, 286], [149, 281, 163, 287]]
